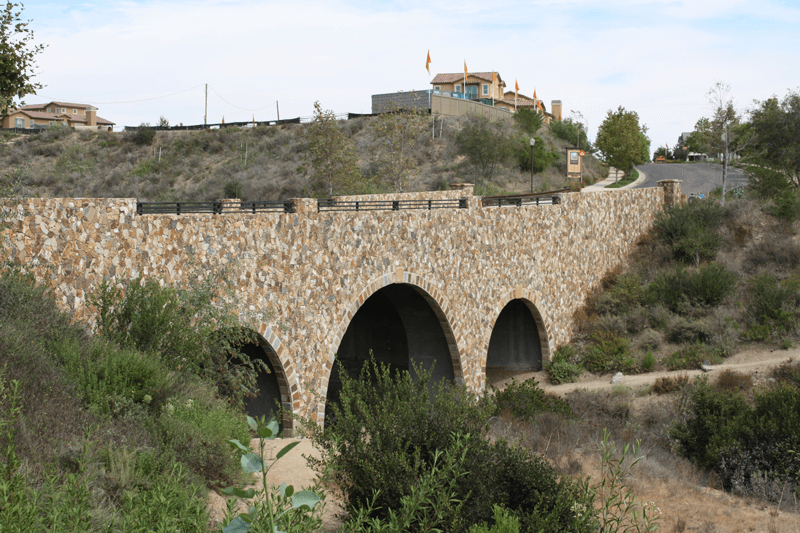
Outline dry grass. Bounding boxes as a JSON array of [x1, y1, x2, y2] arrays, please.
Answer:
[[0, 116, 607, 201]]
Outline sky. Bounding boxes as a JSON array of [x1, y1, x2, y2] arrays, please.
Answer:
[[22, 0, 800, 152]]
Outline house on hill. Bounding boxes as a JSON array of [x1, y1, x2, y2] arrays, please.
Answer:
[[1, 102, 115, 131], [430, 71, 506, 101]]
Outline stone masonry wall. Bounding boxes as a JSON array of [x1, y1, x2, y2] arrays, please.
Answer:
[[1, 186, 664, 431]]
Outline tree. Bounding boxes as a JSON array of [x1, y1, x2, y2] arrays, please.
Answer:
[[748, 89, 800, 187], [653, 146, 671, 160], [594, 106, 649, 173], [371, 105, 427, 192], [454, 114, 515, 185], [513, 107, 544, 136], [0, 1, 46, 114], [303, 101, 362, 197]]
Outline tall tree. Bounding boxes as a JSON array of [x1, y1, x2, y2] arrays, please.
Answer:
[[748, 89, 800, 187], [454, 114, 515, 186], [594, 106, 649, 173], [303, 102, 362, 197], [0, 1, 46, 114], [370, 106, 427, 192]]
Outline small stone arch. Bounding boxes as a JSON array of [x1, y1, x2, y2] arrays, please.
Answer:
[[480, 286, 553, 390], [318, 270, 465, 424], [250, 321, 300, 437]]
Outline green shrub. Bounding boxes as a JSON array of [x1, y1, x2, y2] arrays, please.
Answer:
[[309, 360, 596, 532], [548, 360, 583, 385], [516, 134, 559, 173], [652, 201, 724, 265], [771, 188, 800, 222], [647, 263, 736, 313], [467, 505, 521, 533], [593, 273, 645, 315], [641, 351, 656, 372], [746, 273, 800, 333], [126, 123, 157, 145], [513, 108, 543, 135], [455, 115, 516, 185], [771, 360, 800, 387], [666, 316, 712, 344], [492, 378, 572, 422], [664, 343, 723, 371], [745, 165, 793, 199], [581, 332, 635, 374], [549, 119, 589, 149], [223, 180, 243, 199], [652, 373, 689, 394]]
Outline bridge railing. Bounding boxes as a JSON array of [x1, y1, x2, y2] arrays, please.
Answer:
[[317, 198, 468, 212], [136, 200, 296, 215], [480, 189, 567, 208]]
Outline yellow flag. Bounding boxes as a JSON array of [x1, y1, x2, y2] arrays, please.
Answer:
[[426, 50, 431, 75]]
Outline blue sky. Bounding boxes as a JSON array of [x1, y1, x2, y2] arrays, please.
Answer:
[[22, 0, 800, 152]]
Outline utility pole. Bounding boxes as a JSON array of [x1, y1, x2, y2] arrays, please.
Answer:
[[204, 84, 208, 127], [276, 101, 280, 121]]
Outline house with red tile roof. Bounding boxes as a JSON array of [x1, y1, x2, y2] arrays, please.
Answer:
[[1, 101, 114, 131], [430, 71, 506, 101]]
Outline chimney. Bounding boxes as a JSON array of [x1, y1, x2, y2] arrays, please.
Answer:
[[86, 106, 97, 127], [551, 100, 562, 122]]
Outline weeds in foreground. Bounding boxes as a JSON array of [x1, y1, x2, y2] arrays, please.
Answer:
[[222, 415, 322, 533]]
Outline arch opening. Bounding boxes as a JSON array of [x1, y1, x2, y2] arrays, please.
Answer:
[[486, 299, 543, 386], [233, 334, 292, 435], [326, 284, 456, 421]]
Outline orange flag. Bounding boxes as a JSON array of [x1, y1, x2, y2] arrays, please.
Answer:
[[533, 88, 537, 101], [426, 50, 431, 75], [222, 116, 225, 124], [515, 79, 519, 95], [252, 115, 255, 123], [464, 60, 468, 76]]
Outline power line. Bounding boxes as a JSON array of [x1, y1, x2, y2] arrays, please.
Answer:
[[36, 84, 206, 105], [207, 85, 276, 112]]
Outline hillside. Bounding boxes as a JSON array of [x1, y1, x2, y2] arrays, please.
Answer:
[[0, 115, 606, 201]]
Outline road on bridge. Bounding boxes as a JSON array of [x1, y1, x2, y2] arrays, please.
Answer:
[[633, 162, 748, 196]]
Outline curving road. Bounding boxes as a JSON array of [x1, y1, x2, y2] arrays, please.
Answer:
[[634, 162, 748, 196]]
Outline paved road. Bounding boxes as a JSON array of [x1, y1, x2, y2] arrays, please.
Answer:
[[634, 162, 748, 196]]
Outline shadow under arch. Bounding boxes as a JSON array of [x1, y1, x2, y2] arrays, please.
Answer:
[[234, 323, 299, 437], [319, 271, 465, 424], [482, 287, 552, 390]]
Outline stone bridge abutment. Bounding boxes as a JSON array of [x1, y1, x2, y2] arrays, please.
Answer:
[[2, 185, 670, 435]]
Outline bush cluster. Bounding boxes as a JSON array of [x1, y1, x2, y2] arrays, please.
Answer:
[[548, 345, 583, 384], [647, 263, 736, 313], [310, 359, 596, 532], [492, 378, 573, 422], [653, 201, 724, 265], [671, 378, 800, 498]]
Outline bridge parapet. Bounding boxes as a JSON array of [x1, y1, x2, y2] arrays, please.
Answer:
[[2, 186, 666, 428]]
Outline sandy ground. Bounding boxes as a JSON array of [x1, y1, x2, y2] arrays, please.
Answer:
[[207, 346, 800, 532]]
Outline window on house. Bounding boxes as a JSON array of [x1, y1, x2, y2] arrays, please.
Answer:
[[14, 118, 24, 128], [483, 84, 488, 95], [61, 108, 66, 113], [47, 108, 51, 113], [73, 109, 77, 114], [454, 86, 461, 92], [434, 86, 441, 90]]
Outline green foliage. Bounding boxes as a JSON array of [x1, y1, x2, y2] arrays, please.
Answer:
[[671, 380, 800, 494], [303, 101, 363, 196], [370, 107, 427, 192], [744, 165, 793, 199], [748, 89, 800, 187], [455, 114, 516, 185], [89, 272, 262, 408], [0, 1, 46, 114], [513, 108, 544, 136], [595, 107, 649, 172], [663, 343, 723, 370], [467, 505, 521, 533], [492, 378, 572, 422], [770, 187, 800, 222], [549, 119, 590, 150], [641, 351, 656, 372], [594, 429, 661, 533], [745, 273, 800, 333], [582, 332, 635, 374], [516, 134, 559, 173], [127, 123, 157, 146], [223, 180, 244, 199], [222, 415, 323, 533], [309, 359, 596, 532], [594, 273, 646, 315], [549, 345, 583, 384], [646, 263, 736, 313], [652, 200, 724, 265]]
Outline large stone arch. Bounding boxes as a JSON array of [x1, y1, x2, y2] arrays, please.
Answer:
[[248, 322, 300, 437], [317, 270, 465, 424], [480, 286, 553, 390]]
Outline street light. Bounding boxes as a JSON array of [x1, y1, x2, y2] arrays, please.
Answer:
[[529, 138, 536, 193]]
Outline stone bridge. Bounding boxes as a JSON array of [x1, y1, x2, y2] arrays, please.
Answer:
[[1, 184, 671, 435]]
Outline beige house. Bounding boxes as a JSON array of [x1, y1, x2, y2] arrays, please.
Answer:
[[430, 72, 559, 124], [430, 72, 506, 101], [1, 101, 115, 131]]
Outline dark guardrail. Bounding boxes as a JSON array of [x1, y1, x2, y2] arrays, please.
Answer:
[[480, 189, 568, 208], [318, 198, 468, 212], [136, 200, 295, 215]]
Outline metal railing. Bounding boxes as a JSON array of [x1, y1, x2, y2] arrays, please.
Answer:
[[136, 200, 295, 215], [318, 198, 468, 212], [481, 190, 567, 208]]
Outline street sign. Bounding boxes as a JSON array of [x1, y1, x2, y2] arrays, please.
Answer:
[[579, 150, 585, 157]]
